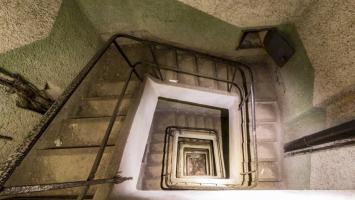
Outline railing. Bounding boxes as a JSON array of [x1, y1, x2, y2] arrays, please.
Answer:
[[284, 119, 355, 156], [0, 33, 258, 198]]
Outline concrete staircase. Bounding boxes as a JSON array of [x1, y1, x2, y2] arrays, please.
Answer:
[[2, 44, 284, 199], [2, 46, 142, 199], [140, 106, 223, 190], [138, 51, 284, 190], [250, 58, 283, 189]]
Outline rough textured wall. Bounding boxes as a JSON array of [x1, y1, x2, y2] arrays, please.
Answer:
[[76, 0, 243, 56], [295, 0, 355, 106], [0, 0, 62, 54], [310, 146, 355, 189], [0, 0, 102, 166], [170, 2, 355, 189], [273, 24, 314, 122], [177, 0, 316, 27], [326, 91, 355, 127], [177, 0, 355, 107], [74, 0, 140, 38]]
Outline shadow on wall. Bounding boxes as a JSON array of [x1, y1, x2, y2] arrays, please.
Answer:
[[0, 0, 103, 167]]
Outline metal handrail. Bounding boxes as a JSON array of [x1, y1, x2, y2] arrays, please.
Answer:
[[135, 61, 245, 105], [0, 33, 258, 198], [0, 34, 120, 189], [76, 69, 134, 199], [110, 34, 257, 188]]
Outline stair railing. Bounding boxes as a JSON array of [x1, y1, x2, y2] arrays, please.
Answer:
[[0, 33, 258, 199]]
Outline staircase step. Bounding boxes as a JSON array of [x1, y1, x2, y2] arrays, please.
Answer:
[[254, 82, 277, 101], [249, 61, 274, 83], [145, 165, 162, 178], [38, 117, 125, 149], [258, 161, 280, 182], [254, 182, 282, 189], [95, 46, 132, 82], [254, 101, 278, 122], [150, 142, 164, 153], [204, 117, 214, 129], [156, 49, 178, 83], [75, 97, 132, 117], [215, 63, 229, 92], [175, 112, 187, 126], [88, 80, 140, 97], [151, 133, 165, 143], [195, 115, 205, 128], [153, 112, 175, 132], [257, 141, 278, 161], [213, 117, 222, 134], [186, 114, 196, 127], [142, 178, 161, 190], [177, 54, 198, 86], [147, 152, 164, 164], [6, 147, 114, 186], [255, 122, 278, 142], [197, 58, 218, 89], [156, 101, 221, 117]]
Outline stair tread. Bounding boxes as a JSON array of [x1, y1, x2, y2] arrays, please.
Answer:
[[142, 178, 162, 190], [145, 165, 163, 178], [147, 152, 164, 164], [75, 97, 133, 118], [258, 161, 281, 181], [37, 117, 125, 149], [88, 80, 140, 98], [6, 147, 114, 186], [257, 142, 279, 161]]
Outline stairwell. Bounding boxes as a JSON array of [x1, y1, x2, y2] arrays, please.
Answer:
[[1, 44, 145, 199], [1, 37, 285, 199], [137, 51, 284, 191]]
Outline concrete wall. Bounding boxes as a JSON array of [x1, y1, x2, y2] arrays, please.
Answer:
[[272, 24, 315, 123], [75, 0, 243, 56], [0, 0, 102, 167], [295, 0, 355, 106], [178, 0, 355, 109], [175, 1, 355, 189], [178, 0, 316, 27], [0, 0, 62, 54], [0, 0, 353, 189]]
